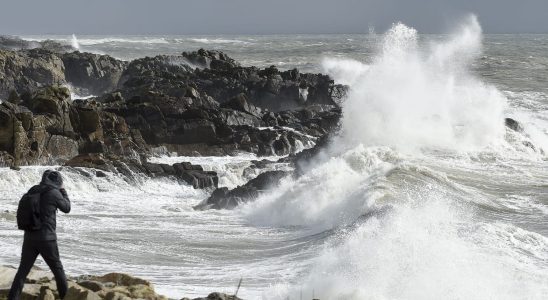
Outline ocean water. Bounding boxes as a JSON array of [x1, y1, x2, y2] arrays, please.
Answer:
[[1, 16, 548, 299]]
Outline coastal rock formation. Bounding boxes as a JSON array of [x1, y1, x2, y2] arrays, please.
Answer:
[[0, 35, 74, 53], [0, 266, 166, 300], [64, 154, 219, 189], [183, 293, 242, 300], [196, 134, 336, 210], [0, 86, 76, 166], [0, 49, 66, 100], [196, 170, 290, 210], [0, 266, 241, 300], [61, 52, 128, 96], [0, 46, 344, 190], [505, 117, 523, 132]]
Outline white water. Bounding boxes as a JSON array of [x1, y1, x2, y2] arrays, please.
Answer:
[[148, 154, 291, 189], [327, 17, 506, 153], [71, 34, 80, 50], [0, 165, 310, 299], [241, 16, 548, 299]]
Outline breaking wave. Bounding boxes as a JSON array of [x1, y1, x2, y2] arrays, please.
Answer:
[[241, 15, 548, 299]]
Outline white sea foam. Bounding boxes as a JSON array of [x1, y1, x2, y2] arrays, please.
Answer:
[[148, 155, 291, 189], [71, 34, 80, 50], [188, 38, 251, 45], [77, 37, 170, 45], [22, 36, 171, 46], [0, 164, 297, 299], [240, 15, 548, 299], [242, 145, 398, 231], [265, 199, 547, 300], [327, 15, 507, 154]]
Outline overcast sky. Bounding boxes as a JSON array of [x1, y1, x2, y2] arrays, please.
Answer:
[[1, 0, 547, 35]]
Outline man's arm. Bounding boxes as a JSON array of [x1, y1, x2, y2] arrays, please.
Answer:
[[56, 188, 71, 213]]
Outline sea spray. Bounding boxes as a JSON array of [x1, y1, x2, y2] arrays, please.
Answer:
[[242, 16, 548, 300], [246, 14, 508, 237], [326, 15, 507, 153], [71, 34, 80, 50], [266, 197, 546, 300], [242, 145, 399, 230]]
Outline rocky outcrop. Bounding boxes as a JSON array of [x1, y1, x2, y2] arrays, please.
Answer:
[[0, 266, 243, 300], [0, 35, 74, 53], [61, 52, 128, 96], [197, 134, 335, 210], [0, 86, 76, 166], [0, 44, 127, 100], [283, 134, 333, 176], [505, 117, 523, 132], [196, 170, 290, 210], [0, 49, 66, 100], [182, 49, 239, 70], [183, 293, 241, 300], [64, 154, 218, 189], [0, 46, 344, 191], [0, 267, 166, 300], [0, 35, 35, 51], [118, 49, 345, 112]]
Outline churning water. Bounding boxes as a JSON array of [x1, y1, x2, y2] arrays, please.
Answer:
[[1, 16, 547, 299]]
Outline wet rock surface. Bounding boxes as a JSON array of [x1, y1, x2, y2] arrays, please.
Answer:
[[196, 170, 290, 210], [61, 52, 128, 96]]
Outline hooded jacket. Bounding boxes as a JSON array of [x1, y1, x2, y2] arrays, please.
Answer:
[[24, 171, 71, 241]]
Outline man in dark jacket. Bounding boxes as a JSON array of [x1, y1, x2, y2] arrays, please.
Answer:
[[8, 170, 71, 300]]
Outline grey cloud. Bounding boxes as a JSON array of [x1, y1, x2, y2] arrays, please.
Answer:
[[0, 0, 547, 35]]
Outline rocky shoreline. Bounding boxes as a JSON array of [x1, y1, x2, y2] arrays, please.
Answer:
[[0, 37, 344, 300], [0, 266, 241, 300], [0, 35, 345, 207]]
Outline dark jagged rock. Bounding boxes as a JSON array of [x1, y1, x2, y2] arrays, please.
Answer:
[[0, 87, 81, 166], [182, 49, 239, 70], [94, 48, 344, 157], [0, 86, 146, 167], [0, 49, 66, 100], [116, 55, 196, 97], [38, 39, 75, 53], [64, 153, 115, 172], [184, 292, 242, 300], [220, 93, 262, 117], [118, 48, 344, 111], [285, 134, 333, 176], [195, 170, 289, 210], [61, 52, 128, 96], [0, 46, 344, 192], [505, 117, 523, 132], [26, 85, 74, 135], [0, 35, 36, 50], [172, 162, 218, 189], [196, 132, 336, 210], [65, 154, 218, 189], [0, 35, 74, 53]]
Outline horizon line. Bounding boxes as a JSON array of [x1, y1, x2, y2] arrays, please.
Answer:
[[5, 32, 548, 36]]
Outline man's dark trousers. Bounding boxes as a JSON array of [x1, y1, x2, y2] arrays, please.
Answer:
[[7, 239, 68, 300]]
